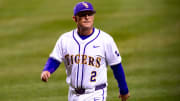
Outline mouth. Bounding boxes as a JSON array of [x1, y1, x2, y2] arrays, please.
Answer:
[[83, 21, 90, 24]]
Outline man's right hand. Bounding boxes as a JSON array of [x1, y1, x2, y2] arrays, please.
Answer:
[[41, 71, 51, 82]]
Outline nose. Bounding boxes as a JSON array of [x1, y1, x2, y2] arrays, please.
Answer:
[[85, 14, 89, 19]]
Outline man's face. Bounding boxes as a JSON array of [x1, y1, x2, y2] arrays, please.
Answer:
[[73, 11, 95, 29]]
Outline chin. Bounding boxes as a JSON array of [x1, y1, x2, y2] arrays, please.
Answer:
[[81, 25, 92, 29], [84, 26, 93, 30]]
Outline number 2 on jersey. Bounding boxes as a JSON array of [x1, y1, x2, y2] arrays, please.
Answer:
[[90, 71, 96, 82]]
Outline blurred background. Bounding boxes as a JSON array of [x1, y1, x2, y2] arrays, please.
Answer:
[[0, 0, 180, 101]]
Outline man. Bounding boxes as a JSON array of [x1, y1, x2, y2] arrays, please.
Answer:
[[41, 1, 130, 101]]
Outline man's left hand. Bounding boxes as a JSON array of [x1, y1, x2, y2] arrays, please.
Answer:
[[119, 92, 130, 101]]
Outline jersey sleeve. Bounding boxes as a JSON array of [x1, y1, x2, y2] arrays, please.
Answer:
[[49, 37, 63, 62], [105, 36, 121, 66]]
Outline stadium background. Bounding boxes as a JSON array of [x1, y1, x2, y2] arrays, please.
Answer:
[[0, 0, 180, 101]]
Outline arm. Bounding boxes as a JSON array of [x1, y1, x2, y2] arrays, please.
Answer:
[[41, 57, 61, 82], [111, 63, 130, 101]]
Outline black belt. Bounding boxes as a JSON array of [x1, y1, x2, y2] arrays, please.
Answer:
[[75, 83, 106, 94]]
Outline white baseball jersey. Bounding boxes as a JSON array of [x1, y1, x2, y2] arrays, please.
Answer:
[[50, 28, 121, 89]]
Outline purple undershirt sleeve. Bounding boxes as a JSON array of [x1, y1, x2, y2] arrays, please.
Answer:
[[110, 63, 129, 95], [43, 57, 60, 74]]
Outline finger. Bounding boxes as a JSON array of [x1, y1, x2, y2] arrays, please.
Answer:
[[41, 73, 48, 82], [41, 72, 46, 79], [45, 72, 50, 81], [43, 77, 48, 82], [44, 74, 49, 82], [122, 99, 126, 101], [47, 72, 51, 78], [41, 75, 46, 82]]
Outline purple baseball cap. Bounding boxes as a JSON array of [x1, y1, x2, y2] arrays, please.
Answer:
[[74, 1, 96, 16]]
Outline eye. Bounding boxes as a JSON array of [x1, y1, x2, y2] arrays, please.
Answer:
[[87, 13, 94, 16], [77, 12, 94, 17], [78, 13, 87, 17]]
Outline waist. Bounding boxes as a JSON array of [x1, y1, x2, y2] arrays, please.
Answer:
[[73, 83, 106, 94]]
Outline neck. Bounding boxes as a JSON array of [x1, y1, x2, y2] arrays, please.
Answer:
[[77, 27, 93, 36]]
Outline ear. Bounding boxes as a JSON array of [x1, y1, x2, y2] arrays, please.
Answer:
[[72, 16, 77, 22]]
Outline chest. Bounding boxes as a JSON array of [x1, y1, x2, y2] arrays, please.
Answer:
[[63, 38, 105, 57], [61, 37, 105, 67]]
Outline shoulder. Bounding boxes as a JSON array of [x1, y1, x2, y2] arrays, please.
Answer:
[[56, 30, 74, 42], [97, 28, 114, 42], [59, 30, 74, 39]]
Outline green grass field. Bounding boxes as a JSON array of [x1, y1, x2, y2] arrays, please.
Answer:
[[0, 0, 180, 101]]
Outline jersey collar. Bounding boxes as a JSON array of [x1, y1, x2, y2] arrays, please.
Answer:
[[73, 28, 99, 44]]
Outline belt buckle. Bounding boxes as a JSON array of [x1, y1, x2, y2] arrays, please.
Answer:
[[75, 88, 85, 94]]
